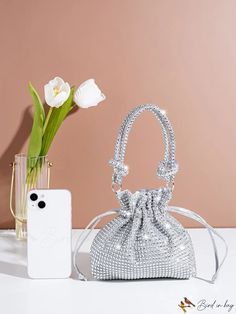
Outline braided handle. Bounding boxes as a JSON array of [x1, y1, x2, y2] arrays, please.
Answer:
[[109, 104, 178, 191]]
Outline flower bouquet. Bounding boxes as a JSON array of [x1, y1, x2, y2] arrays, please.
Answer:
[[12, 77, 105, 239]]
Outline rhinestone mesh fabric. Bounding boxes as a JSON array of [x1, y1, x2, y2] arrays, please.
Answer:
[[90, 189, 196, 280]]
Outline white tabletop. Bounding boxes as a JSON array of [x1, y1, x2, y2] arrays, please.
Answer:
[[0, 229, 235, 314]]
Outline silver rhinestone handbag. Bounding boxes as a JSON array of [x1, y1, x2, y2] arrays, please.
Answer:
[[74, 104, 227, 282]]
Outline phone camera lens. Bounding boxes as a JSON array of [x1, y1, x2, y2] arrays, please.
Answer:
[[30, 193, 38, 201], [38, 201, 46, 209]]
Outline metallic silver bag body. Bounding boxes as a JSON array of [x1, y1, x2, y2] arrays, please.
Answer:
[[91, 188, 196, 280], [90, 104, 197, 280]]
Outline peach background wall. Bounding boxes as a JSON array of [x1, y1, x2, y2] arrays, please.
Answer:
[[0, 0, 236, 228]]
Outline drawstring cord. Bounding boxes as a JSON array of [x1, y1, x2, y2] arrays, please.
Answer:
[[168, 206, 228, 284]]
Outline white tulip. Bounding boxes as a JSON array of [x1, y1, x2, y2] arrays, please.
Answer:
[[74, 79, 106, 108], [44, 76, 70, 108]]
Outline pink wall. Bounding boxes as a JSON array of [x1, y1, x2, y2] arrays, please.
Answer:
[[0, 0, 236, 228]]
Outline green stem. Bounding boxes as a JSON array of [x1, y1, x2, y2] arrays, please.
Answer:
[[43, 107, 53, 134]]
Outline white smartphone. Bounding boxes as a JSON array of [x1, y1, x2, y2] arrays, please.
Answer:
[[27, 189, 72, 279]]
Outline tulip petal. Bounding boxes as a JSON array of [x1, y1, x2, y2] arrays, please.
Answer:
[[74, 79, 106, 108], [44, 84, 54, 105], [44, 76, 70, 108]]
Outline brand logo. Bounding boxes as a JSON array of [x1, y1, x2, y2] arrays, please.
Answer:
[[197, 299, 234, 312], [178, 298, 234, 313], [178, 297, 195, 313]]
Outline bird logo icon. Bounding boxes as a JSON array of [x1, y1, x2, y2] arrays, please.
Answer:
[[184, 297, 195, 307], [178, 297, 195, 313]]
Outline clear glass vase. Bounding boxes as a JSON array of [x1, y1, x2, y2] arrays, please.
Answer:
[[13, 154, 51, 240]]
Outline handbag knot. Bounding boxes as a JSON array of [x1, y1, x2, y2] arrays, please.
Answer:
[[157, 160, 179, 181], [109, 159, 129, 184]]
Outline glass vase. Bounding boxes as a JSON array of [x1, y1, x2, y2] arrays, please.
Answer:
[[13, 154, 51, 240]]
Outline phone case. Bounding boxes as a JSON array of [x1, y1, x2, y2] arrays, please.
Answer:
[[27, 189, 72, 279]]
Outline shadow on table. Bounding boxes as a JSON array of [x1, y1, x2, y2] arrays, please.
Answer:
[[71, 252, 92, 280], [0, 230, 28, 278], [0, 261, 28, 279]]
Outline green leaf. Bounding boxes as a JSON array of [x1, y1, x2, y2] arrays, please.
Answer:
[[27, 82, 45, 168], [40, 87, 75, 156]]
